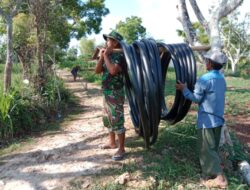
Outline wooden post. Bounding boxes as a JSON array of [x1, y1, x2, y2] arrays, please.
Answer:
[[190, 45, 211, 51], [92, 45, 211, 60]]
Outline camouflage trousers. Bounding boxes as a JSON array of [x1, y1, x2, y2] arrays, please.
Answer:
[[102, 89, 125, 134]]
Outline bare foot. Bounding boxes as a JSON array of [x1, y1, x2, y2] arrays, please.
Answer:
[[201, 175, 228, 189]]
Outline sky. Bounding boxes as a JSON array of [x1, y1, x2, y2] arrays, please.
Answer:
[[70, 0, 250, 48]]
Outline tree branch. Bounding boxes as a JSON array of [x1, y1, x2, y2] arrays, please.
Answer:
[[219, 0, 243, 19], [188, 0, 210, 34], [11, 0, 23, 16], [177, 0, 197, 45], [0, 7, 6, 18]]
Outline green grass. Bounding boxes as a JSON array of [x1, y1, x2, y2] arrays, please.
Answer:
[[78, 70, 102, 84], [0, 63, 23, 89], [0, 137, 34, 156], [88, 116, 248, 190], [0, 63, 73, 147], [58, 58, 102, 85], [225, 76, 250, 117], [1, 62, 249, 189], [79, 68, 250, 190]]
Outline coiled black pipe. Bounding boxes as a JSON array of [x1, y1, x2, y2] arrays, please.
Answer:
[[120, 39, 196, 148], [158, 43, 196, 124]]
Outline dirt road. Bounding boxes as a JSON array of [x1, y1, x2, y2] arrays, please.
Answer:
[[0, 69, 135, 190]]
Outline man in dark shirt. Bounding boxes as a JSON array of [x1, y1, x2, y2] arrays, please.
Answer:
[[71, 66, 80, 81]]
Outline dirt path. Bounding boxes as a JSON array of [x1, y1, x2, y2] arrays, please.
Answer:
[[0, 69, 135, 190], [1, 69, 249, 190]]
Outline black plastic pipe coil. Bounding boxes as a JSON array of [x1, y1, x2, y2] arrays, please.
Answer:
[[120, 39, 196, 148]]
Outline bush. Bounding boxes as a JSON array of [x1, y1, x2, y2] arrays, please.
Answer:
[[58, 59, 84, 69], [42, 75, 71, 117], [239, 63, 250, 79], [225, 70, 241, 77], [10, 92, 42, 136], [0, 90, 15, 139], [0, 74, 71, 144]]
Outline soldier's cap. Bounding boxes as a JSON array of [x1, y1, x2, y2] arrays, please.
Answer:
[[204, 49, 227, 65], [103, 30, 123, 42]]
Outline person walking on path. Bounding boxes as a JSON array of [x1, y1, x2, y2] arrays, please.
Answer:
[[95, 30, 126, 161], [176, 50, 228, 189], [71, 65, 81, 81]]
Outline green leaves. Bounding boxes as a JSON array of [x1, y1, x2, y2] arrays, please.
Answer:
[[0, 89, 15, 139], [79, 37, 95, 58], [62, 0, 109, 39], [116, 16, 146, 44], [176, 22, 209, 45]]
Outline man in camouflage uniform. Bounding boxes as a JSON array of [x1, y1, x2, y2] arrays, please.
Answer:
[[95, 31, 126, 161]]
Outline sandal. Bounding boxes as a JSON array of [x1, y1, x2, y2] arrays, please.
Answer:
[[99, 144, 117, 149], [112, 152, 125, 161]]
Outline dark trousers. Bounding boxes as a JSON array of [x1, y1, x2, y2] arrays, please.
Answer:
[[198, 127, 222, 178]]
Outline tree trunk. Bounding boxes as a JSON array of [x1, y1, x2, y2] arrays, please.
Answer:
[[31, 0, 47, 90], [0, 0, 22, 92], [37, 23, 44, 78], [4, 16, 13, 92], [177, 0, 197, 45], [178, 0, 243, 52], [209, 17, 222, 50], [231, 62, 237, 73], [16, 50, 32, 80], [189, 0, 210, 34]]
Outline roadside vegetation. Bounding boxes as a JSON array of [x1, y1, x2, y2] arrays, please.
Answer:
[[0, 63, 72, 147], [0, 0, 249, 189], [59, 61, 250, 190]]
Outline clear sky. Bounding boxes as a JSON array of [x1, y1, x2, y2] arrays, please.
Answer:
[[70, 0, 249, 48]]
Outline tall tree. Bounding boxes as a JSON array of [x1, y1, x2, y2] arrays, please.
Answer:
[[28, 0, 52, 85], [13, 13, 36, 80], [67, 47, 78, 61], [116, 16, 146, 44], [79, 37, 95, 58], [221, 12, 250, 73], [176, 22, 209, 45], [61, 0, 109, 39], [0, 0, 22, 92], [177, 0, 243, 51], [26, 0, 109, 90]]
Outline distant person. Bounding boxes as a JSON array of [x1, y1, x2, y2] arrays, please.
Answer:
[[95, 30, 126, 161], [176, 50, 228, 189], [71, 65, 81, 81]]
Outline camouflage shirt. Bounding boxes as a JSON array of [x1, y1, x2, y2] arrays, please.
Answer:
[[102, 52, 125, 90]]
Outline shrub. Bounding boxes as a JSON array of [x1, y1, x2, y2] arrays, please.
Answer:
[[0, 74, 71, 145], [0, 90, 15, 139]]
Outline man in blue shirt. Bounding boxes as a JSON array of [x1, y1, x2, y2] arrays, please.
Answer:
[[176, 50, 228, 189]]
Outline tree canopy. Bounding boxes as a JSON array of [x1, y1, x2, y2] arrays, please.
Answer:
[[115, 16, 146, 44], [176, 22, 209, 45], [177, 0, 243, 50], [79, 37, 95, 58], [221, 12, 250, 73], [0, 0, 110, 90]]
